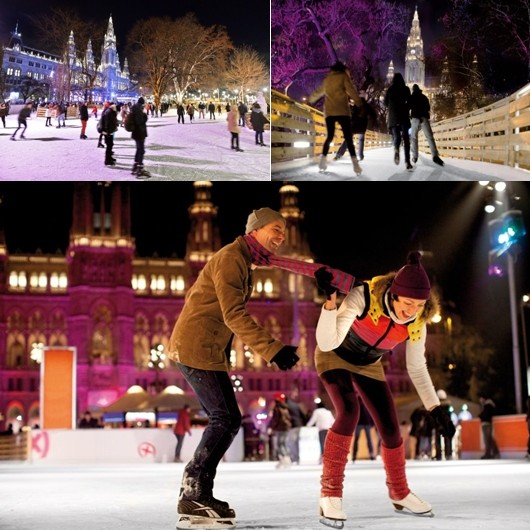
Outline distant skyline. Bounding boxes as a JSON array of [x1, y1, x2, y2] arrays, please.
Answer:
[[0, 0, 270, 57]]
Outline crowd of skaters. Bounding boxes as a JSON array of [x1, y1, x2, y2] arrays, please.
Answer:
[[1, 96, 270, 178]]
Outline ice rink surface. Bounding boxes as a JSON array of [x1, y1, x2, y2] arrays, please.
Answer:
[[1, 459, 529, 529]]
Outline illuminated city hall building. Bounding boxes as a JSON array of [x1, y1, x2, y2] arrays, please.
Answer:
[[2, 16, 136, 102], [0, 183, 441, 430]]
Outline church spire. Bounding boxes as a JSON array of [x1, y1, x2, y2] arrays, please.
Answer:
[[405, 5, 425, 88]]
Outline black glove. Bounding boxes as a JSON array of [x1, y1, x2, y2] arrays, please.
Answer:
[[430, 406, 456, 438], [271, 346, 300, 371], [314, 266, 337, 300]]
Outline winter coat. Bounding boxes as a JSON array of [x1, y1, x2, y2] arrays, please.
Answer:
[[173, 407, 192, 436], [131, 103, 148, 140], [309, 69, 361, 117], [167, 236, 285, 372], [410, 88, 431, 120], [79, 104, 89, 121], [227, 109, 240, 134], [384, 80, 411, 129], [18, 107, 32, 121], [269, 402, 292, 432], [101, 107, 118, 135], [250, 108, 269, 133], [350, 98, 376, 134]]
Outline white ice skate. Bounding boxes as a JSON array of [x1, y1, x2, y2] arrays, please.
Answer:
[[275, 455, 292, 469], [351, 156, 362, 175], [319, 497, 346, 529], [318, 155, 327, 172], [391, 491, 433, 516]]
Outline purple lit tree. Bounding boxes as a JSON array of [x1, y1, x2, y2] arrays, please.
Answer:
[[272, 0, 411, 102]]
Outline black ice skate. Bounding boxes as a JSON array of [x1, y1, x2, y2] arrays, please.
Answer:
[[177, 496, 236, 529]]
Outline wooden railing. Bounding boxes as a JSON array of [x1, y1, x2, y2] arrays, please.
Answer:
[[422, 83, 530, 170], [271, 89, 392, 169], [0, 430, 31, 461], [273, 82, 530, 172]]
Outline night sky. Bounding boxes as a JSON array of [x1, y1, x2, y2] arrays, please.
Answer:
[[0, 0, 270, 57], [1, 182, 529, 360]]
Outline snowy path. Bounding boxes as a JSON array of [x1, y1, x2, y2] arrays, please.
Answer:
[[0, 109, 271, 181]]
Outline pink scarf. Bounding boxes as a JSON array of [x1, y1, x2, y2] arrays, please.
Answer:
[[243, 234, 355, 294]]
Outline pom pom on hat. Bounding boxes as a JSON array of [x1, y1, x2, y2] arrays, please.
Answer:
[[245, 207, 285, 234], [389, 251, 431, 300]]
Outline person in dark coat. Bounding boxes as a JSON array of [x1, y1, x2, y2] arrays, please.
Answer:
[[409, 84, 444, 166], [10, 102, 32, 140], [250, 103, 270, 146], [130, 96, 150, 178], [384, 72, 412, 169], [334, 95, 377, 161], [100, 103, 118, 167], [79, 101, 89, 139], [479, 396, 500, 459]]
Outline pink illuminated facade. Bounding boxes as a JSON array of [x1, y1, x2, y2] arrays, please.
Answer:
[[0, 183, 432, 430]]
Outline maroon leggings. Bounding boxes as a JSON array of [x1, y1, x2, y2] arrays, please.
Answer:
[[320, 369, 402, 448]]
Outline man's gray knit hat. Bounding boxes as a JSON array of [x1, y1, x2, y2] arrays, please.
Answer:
[[245, 207, 285, 234]]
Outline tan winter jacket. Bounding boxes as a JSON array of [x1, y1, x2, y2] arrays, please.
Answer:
[[168, 236, 284, 371], [309, 70, 361, 117]]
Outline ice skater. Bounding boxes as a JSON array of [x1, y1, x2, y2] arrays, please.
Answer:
[[10, 102, 33, 141], [307, 61, 363, 176], [313, 252, 455, 528], [168, 207, 300, 530]]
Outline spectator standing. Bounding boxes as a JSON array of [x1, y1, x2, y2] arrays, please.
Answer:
[[208, 101, 216, 119], [173, 404, 192, 463], [307, 61, 363, 175], [409, 84, 444, 167], [433, 389, 454, 460], [79, 101, 89, 139], [286, 388, 307, 465], [269, 393, 293, 469], [0, 102, 7, 127], [78, 410, 98, 428], [100, 102, 118, 167], [10, 102, 32, 141], [250, 102, 270, 146], [384, 72, 412, 170], [227, 106, 243, 152], [177, 103, 185, 124], [130, 96, 151, 178], [237, 101, 248, 127], [306, 401, 335, 463], [479, 396, 500, 459], [352, 398, 375, 461]]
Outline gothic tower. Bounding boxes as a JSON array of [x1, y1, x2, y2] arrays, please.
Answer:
[[404, 6, 425, 88], [101, 15, 118, 100]]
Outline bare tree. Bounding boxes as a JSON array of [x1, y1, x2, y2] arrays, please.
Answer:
[[223, 46, 269, 103], [168, 14, 233, 102], [272, 0, 410, 99]]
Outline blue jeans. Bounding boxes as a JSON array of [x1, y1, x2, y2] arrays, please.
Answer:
[[176, 363, 241, 499]]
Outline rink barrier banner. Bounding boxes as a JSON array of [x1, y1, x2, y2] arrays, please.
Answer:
[[40, 348, 76, 430]]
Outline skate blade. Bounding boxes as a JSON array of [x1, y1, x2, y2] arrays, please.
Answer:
[[393, 505, 434, 517], [177, 515, 236, 529], [319, 516, 345, 529]]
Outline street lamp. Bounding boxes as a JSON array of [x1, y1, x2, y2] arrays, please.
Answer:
[[521, 294, 530, 396], [487, 202, 527, 413]]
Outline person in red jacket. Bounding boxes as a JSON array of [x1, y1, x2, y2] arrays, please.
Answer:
[[173, 404, 192, 463]]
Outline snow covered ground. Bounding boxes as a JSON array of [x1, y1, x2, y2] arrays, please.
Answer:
[[0, 109, 271, 181], [1, 459, 529, 529]]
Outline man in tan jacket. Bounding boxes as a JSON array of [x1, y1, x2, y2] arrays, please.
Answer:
[[169, 207, 300, 529]]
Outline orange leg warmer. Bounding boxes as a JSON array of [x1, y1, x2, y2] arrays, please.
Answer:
[[320, 430, 353, 498], [381, 442, 410, 501]]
